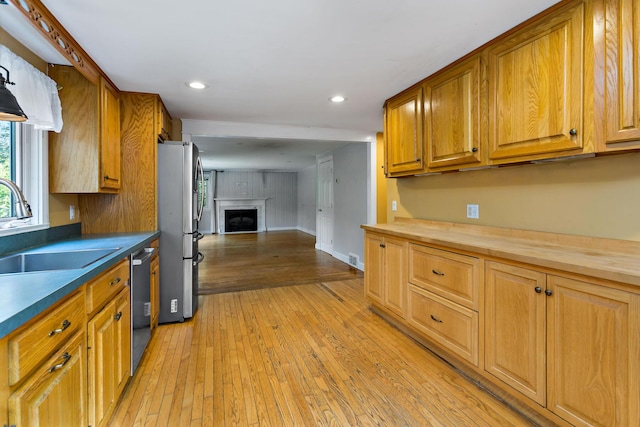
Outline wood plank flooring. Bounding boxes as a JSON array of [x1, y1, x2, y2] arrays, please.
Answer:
[[199, 231, 361, 294], [110, 231, 531, 426]]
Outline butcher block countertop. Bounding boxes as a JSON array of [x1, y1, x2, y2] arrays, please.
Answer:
[[362, 218, 640, 288]]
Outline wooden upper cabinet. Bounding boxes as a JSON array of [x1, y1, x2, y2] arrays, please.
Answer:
[[156, 97, 173, 142], [599, 0, 640, 150], [424, 54, 485, 170], [48, 65, 121, 193], [99, 77, 121, 190], [488, 1, 586, 162], [384, 86, 425, 176]]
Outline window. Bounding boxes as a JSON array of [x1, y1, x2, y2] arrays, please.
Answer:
[[0, 121, 48, 234], [0, 121, 15, 218]]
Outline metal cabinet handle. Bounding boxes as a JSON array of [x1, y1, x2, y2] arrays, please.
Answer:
[[534, 287, 542, 293], [430, 315, 443, 323], [379, 243, 386, 248], [103, 175, 118, 181], [110, 277, 122, 286], [48, 352, 71, 373], [114, 311, 123, 321], [545, 289, 553, 296], [471, 147, 478, 153], [48, 319, 71, 337], [432, 269, 445, 276], [569, 128, 578, 136]]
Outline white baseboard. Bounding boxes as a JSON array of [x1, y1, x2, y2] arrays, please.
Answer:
[[296, 226, 316, 236], [266, 226, 297, 231], [333, 250, 364, 271]]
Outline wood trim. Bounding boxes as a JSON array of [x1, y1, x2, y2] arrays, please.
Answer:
[[9, 0, 117, 89]]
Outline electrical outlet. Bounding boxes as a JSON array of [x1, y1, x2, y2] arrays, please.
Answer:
[[170, 299, 178, 313], [392, 200, 397, 212], [144, 302, 151, 317], [466, 204, 479, 219], [69, 205, 75, 220]]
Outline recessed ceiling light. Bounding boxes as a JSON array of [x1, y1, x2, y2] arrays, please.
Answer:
[[330, 95, 346, 103], [187, 81, 207, 89]]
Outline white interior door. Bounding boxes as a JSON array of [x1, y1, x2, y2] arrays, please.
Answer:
[[317, 156, 334, 254]]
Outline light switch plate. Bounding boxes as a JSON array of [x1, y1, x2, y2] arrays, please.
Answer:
[[467, 204, 479, 219], [392, 200, 397, 212]]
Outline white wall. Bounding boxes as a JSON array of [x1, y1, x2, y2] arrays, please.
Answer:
[[199, 171, 214, 233], [215, 171, 297, 230], [328, 143, 368, 269], [297, 165, 316, 235]]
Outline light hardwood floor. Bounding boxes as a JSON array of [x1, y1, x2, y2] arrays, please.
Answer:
[[110, 232, 531, 426]]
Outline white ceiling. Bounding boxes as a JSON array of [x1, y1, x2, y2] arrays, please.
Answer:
[[5, 0, 559, 170]]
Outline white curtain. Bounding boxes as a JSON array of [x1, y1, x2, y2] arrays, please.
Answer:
[[0, 45, 63, 132]]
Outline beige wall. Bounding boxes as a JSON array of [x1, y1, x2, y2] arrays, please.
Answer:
[[1, 28, 80, 227], [386, 151, 640, 242]]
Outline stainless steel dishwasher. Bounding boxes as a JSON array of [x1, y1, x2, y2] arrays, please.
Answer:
[[130, 247, 156, 374]]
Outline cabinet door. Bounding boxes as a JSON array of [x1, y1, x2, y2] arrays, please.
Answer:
[[424, 55, 484, 169], [488, 2, 585, 161], [114, 288, 131, 398], [99, 77, 121, 190], [150, 254, 160, 331], [485, 262, 547, 405], [383, 237, 407, 317], [9, 331, 86, 427], [601, 0, 640, 149], [364, 233, 385, 304], [547, 275, 640, 426], [385, 87, 424, 176], [88, 298, 117, 427]]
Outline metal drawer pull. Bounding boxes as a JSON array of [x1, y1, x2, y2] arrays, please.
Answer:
[[48, 352, 71, 373], [430, 315, 443, 323], [432, 269, 445, 276], [110, 277, 122, 286], [114, 311, 123, 321], [103, 175, 118, 181], [48, 319, 71, 337]]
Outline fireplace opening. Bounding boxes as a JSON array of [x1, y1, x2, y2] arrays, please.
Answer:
[[225, 209, 258, 233]]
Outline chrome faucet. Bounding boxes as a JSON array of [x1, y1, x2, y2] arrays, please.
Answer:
[[0, 178, 32, 219]]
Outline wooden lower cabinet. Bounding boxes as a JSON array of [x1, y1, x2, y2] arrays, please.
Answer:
[[364, 232, 407, 318], [546, 275, 640, 426], [363, 224, 640, 427], [408, 285, 479, 366], [150, 252, 160, 331], [88, 286, 131, 427], [485, 262, 547, 404], [8, 330, 86, 427], [485, 261, 640, 426]]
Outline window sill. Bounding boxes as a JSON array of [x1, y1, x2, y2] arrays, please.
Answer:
[[0, 223, 50, 238]]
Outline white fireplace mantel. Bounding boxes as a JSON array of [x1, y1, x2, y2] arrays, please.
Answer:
[[214, 198, 267, 234]]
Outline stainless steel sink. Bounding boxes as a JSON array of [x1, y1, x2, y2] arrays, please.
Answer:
[[0, 248, 120, 274]]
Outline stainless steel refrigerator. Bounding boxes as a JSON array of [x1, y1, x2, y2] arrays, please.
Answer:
[[157, 141, 204, 323]]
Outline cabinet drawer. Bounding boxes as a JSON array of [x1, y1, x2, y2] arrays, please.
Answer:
[[8, 291, 84, 386], [409, 244, 481, 309], [407, 285, 478, 366], [86, 259, 130, 315]]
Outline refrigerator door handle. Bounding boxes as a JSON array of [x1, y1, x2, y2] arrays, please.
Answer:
[[196, 232, 205, 241], [196, 156, 205, 222], [192, 252, 205, 266]]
